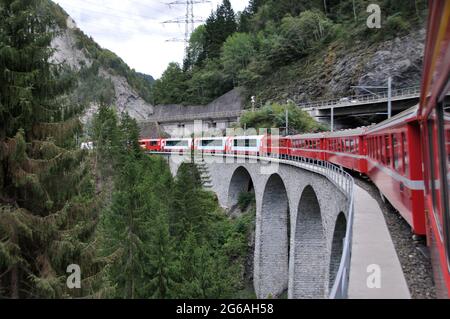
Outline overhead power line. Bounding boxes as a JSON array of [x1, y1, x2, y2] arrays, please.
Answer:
[[162, 0, 211, 55]]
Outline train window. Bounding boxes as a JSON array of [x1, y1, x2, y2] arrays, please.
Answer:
[[166, 140, 189, 147], [392, 134, 400, 171], [234, 139, 257, 147], [402, 132, 409, 175], [385, 135, 391, 166], [370, 138, 373, 158], [427, 108, 443, 236], [372, 138, 375, 158], [373, 138, 376, 159], [378, 136, 383, 162], [150, 141, 158, 146], [202, 139, 223, 147]]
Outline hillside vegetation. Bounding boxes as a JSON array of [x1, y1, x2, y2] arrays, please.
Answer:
[[153, 0, 427, 108], [0, 0, 254, 299], [47, 1, 154, 109]]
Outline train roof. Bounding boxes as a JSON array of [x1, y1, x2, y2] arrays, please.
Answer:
[[326, 127, 368, 138], [195, 136, 227, 140], [366, 104, 419, 134], [231, 135, 265, 139], [164, 137, 192, 141], [288, 132, 327, 139]]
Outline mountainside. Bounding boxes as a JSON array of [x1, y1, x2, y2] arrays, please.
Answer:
[[253, 28, 425, 104], [48, 2, 155, 124], [153, 0, 427, 109]]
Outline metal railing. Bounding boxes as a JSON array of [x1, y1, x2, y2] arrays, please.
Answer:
[[300, 86, 420, 110], [149, 150, 355, 299]]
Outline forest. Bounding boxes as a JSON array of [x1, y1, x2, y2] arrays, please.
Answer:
[[153, 0, 427, 106], [0, 0, 254, 298]]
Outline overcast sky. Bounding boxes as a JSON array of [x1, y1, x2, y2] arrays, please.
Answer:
[[52, 0, 249, 78]]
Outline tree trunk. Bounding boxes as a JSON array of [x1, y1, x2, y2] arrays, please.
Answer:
[[10, 267, 19, 299], [10, 229, 19, 299]]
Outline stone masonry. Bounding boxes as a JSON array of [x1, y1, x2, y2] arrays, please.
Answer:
[[163, 154, 349, 299]]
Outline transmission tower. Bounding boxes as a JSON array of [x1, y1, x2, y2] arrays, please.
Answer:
[[163, 0, 211, 54]]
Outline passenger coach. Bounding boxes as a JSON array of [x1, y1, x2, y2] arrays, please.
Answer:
[[325, 128, 367, 173], [366, 106, 425, 235]]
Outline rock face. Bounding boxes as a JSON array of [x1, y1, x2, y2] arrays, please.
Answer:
[[357, 29, 425, 90], [98, 68, 154, 120], [50, 17, 154, 124], [259, 28, 426, 104], [51, 32, 91, 71]]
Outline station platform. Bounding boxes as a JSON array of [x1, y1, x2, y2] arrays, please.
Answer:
[[348, 185, 411, 299]]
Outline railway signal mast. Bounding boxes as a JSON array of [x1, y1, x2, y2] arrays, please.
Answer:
[[351, 77, 393, 118], [163, 0, 211, 56]]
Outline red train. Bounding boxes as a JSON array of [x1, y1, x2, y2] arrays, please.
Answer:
[[417, 0, 450, 299], [325, 128, 367, 173], [139, 1, 450, 298]]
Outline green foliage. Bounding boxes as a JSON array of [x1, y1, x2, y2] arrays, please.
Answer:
[[186, 59, 233, 105], [153, 63, 188, 105], [237, 191, 255, 211], [74, 63, 115, 107], [92, 109, 253, 298], [153, 0, 427, 107], [385, 14, 411, 34], [184, 25, 207, 70], [239, 102, 327, 134], [222, 33, 256, 85], [0, 0, 101, 298], [280, 11, 334, 51], [204, 0, 237, 60], [70, 21, 154, 104]]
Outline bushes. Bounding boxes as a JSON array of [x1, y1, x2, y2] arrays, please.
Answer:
[[239, 102, 326, 134], [222, 33, 256, 85], [238, 192, 256, 211], [385, 15, 411, 34]]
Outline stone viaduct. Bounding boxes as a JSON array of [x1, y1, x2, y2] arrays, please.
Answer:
[[163, 154, 351, 299]]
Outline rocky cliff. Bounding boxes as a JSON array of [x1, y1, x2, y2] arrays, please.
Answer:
[[49, 11, 154, 124], [253, 28, 425, 105]]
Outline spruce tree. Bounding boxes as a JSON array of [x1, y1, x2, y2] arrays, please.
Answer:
[[204, 0, 237, 59], [0, 0, 100, 298]]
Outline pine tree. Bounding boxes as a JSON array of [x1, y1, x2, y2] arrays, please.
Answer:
[[0, 0, 100, 298], [204, 0, 237, 59]]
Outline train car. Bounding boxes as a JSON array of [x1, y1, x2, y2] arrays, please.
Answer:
[[418, 0, 450, 298], [139, 139, 163, 152], [228, 135, 265, 156], [287, 133, 326, 160], [365, 106, 425, 235], [325, 128, 367, 173], [260, 135, 291, 157], [194, 137, 231, 154], [161, 138, 193, 153]]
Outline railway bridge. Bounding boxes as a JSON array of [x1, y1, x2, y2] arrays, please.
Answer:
[[151, 152, 411, 299], [158, 152, 354, 299]]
